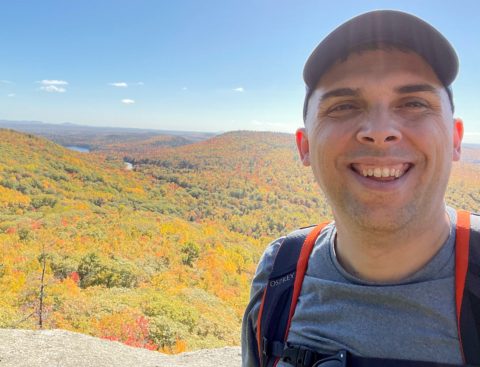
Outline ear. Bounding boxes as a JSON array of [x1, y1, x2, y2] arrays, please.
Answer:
[[452, 118, 463, 162], [295, 128, 310, 166]]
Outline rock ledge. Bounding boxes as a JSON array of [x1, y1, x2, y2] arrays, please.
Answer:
[[0, 329, 241, 367]]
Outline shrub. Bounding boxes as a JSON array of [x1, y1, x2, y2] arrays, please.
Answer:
[[148, 315, 176, 348], [181, 242, 199, 267], [50, 255, 78, 280], [77, 253, 138, 288]]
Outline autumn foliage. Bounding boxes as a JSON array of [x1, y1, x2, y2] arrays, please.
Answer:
[[0, 128, 478, 353]]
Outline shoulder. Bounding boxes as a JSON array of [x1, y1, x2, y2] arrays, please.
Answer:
[[251, 223, 335, 296], [249, 236, 286, 297]]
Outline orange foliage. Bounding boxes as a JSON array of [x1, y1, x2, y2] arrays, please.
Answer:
[[96, 310, 158, 350]]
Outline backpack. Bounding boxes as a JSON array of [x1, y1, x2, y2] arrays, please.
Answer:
[[257, 210, 480, 367]]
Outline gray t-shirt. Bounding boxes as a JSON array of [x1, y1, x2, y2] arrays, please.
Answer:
[[241, 208, 477, 366]]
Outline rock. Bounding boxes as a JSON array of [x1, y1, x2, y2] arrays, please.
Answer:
[[0, 329, 241, 367]]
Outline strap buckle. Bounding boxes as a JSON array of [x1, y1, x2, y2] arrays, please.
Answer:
[[282, 344, 322, 367], [312, 350, 347, 367]]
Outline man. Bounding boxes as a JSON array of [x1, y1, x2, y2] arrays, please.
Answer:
[[242, 10, 480, 367]]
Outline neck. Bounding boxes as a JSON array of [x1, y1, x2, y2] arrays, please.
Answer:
[[334, 208, 451, 283]]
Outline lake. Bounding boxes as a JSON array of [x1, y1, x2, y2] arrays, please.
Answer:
[[66, 146, 90, 153], [65, 146, 133, 170]]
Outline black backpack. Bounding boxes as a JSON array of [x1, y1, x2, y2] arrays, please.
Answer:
[[257, 211, 480, 367]]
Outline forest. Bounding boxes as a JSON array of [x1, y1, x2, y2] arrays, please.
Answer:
[[0, 128, 479, 353]]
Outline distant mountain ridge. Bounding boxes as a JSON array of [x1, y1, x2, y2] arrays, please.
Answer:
[[0, 119, 217, 137], [0, 119, 216, 150], [461, 144, 480, 164]]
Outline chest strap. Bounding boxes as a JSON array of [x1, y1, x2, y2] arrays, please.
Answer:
[[270, 344, 480, 367]]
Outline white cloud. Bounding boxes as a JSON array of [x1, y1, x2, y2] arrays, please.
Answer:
[[1, 80, 13, 84], [121, 99, 135, 105], [233, 87, 244, 92], [7, 93, 15, 97], [39, 80, 68, 86], [136, 82, 144, 86], [40, 85, 66, 93], [109, 82, 128, 88], [37, 80, 68, 93]]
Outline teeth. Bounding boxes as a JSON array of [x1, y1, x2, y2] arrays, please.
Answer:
[[357, 165, 408, 178]]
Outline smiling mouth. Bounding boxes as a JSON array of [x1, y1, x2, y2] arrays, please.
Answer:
[[350, 163, 413, 181]]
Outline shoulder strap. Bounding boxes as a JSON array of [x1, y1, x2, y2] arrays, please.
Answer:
[[456, 210, 480, 364], [257, 222, 330, 367]]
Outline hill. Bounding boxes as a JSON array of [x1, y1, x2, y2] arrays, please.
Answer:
[[0, 129, 262, 352], [113, 131, 332, 236], [101, 130, 480, 234], [0, 128, 479, 353]]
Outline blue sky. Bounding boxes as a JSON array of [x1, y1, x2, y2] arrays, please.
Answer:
[[1, 0, 479, 143]]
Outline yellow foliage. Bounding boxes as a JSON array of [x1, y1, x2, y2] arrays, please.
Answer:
[[125, 186, 145, 195], [74, 202, 90, 210], [0, 269, 26, 294], [51, 278, 80, 297], [0, 186, 30, 207]]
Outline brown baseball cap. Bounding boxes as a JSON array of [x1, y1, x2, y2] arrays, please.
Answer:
[[302, 10, 458, 121]]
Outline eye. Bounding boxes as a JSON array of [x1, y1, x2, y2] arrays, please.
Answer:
[[332, 104, 355, 111], [398, 99, 429, 110], [406, 101, 427, 108], [327, 102, 360, 116]]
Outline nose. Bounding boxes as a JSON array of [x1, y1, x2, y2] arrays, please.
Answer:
[[355, 110, 402, 146]]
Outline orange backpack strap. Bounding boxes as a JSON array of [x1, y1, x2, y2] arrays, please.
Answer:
[[455, 210, 480, 364], [257, 222, 330, 367]]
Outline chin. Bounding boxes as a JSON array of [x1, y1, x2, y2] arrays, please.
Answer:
[[344, 202, 418, 233]]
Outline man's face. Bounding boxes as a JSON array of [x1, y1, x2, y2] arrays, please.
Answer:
[[296, 49, 463, 232]]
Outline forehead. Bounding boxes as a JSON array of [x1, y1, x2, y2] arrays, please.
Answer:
[[316, 49, 442, 91]]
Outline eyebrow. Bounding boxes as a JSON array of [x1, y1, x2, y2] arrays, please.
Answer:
[[318, 83, 440, 107], [319, 88, 360, 103], [394, 84, 439, 95]]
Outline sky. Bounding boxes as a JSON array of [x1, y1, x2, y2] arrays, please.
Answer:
[[1, 0, 480, 143]]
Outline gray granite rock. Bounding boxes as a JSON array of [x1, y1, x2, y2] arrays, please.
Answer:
[[0, 329, 241, 367]]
